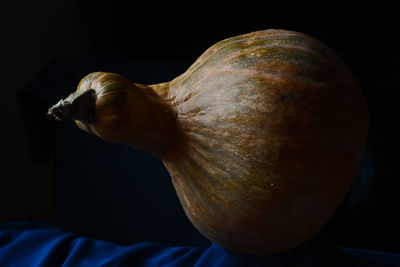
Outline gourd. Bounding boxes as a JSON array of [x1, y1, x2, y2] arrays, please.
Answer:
[[48, 29, 369, 255]]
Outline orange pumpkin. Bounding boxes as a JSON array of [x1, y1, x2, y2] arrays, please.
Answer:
[[49, 29, 369, 255]]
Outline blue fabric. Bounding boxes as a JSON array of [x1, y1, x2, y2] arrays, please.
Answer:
[[1, 223, 399, 267]]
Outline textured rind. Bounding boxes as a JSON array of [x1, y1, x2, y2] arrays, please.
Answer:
[[162, 29, 369, 255], [72, 29, 369, 255]]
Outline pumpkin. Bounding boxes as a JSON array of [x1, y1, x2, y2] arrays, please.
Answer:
[[48, 29, 369, 255]]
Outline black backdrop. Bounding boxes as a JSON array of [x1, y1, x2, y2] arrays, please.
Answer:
[[4, 1, 400, 254]]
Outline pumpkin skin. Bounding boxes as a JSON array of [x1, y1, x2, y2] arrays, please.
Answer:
[[73, 72, 180, 157], [49, 29, 369, 255]]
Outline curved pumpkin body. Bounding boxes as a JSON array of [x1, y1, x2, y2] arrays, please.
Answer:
[[49, 29, 369, 255]]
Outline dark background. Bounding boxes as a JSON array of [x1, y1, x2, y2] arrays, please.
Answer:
[[1, 1, 399, 253]]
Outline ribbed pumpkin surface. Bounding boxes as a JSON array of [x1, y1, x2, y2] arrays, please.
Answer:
[[49, 29, 369, 255], [160, 29, 368, 254]]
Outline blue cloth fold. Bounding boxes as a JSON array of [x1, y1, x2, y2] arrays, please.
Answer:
[[1, 222, 399, 266]]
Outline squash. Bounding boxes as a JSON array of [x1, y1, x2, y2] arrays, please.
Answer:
[[48, 29, 369, 255]]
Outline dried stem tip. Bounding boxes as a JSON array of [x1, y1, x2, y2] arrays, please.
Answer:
[[48, 88, 97, 124]]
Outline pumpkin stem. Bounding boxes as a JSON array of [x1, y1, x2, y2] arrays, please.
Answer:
[[48, 88, 96, 124]]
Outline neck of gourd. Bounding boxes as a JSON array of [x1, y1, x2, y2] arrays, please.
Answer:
[[122, 82, 181, 158], [48, 81, 181, 159]]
